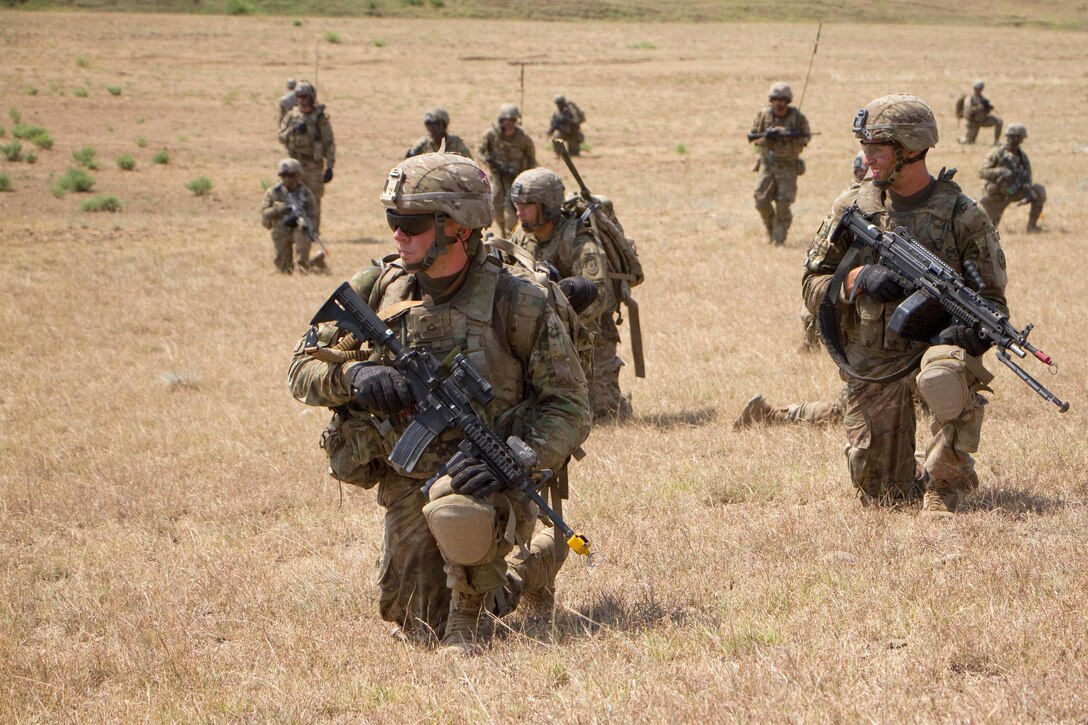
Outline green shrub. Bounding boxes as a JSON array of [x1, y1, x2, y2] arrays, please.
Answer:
[[25, 151, 37, 164], [1, 141, 22, 161], [373, 38, 387, 47], [152, 149, 169, 164], [75, 55, 89, 68], [227, 0, 255, 14], [324, 31, 341, 43], [12, 124, 52, 149], [0, 174, 10, 192], [628, 41, 657, 50], [0, 127, 4, 137], [80, 194, 122, 212], [430, 0, 445, 7], [674, 143, 688, 154], [74, 87, 88, 97], [105, 86, 121, 96], [116, 154, 136, 170], [137, 116, 146, 124], [51, 167, 96, 197], [136, 136, 148, 148], [292, 19, 302, 26], [260, 178, 272, 191], [9, 108, 21, 124], [185, 176, 213, 196], [402, 0, 423, 6], [25, 87, 38, 96], [72, 146, 100, 169]]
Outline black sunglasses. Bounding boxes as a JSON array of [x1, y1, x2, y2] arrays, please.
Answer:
[[386, 209, 436, 236]]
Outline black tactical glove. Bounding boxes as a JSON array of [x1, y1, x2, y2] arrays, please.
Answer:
[[938, 324, 993, 357], [448, 456, 501, 498], [346, 364, 412, 414], [763, 127, 781, 139], [323, 167, 334, 183], [281, 214, 299, 228], [292, 121, 307, 134], [558, 276, 599, 315], [855, 264, 908, 303]]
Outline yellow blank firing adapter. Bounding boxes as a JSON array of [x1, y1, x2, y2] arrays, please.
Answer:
[[567, 533, 591, 557]]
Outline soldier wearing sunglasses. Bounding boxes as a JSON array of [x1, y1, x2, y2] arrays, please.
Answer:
[[405, 107, 473, 159], [289, 153, 590, 656]]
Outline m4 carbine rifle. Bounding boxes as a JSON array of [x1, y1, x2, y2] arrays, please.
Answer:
[[283, 188, 330, 263], [308, 282, 592, 556], [819, 206, 1068, 412], [746, 129, 819, 142], [1001, 157, 1038, 206]]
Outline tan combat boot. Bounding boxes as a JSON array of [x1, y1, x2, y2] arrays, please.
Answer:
[[921, 478, 961, 517], [438, 591, 492, 657], [733, 395, 784, 429]]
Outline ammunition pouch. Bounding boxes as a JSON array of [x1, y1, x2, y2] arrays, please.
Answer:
[[319, 409, 397, 489], [796, 158, 806, 176]]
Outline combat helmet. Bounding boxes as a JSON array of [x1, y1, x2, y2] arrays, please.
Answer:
[[1005, 123, 1027, 139], [295, 81, 316, 101], [278, 158, 302, 176], [498, 103, 521, 122], [768, 82, 792, 101], [511, 168, 565, 229], [973, 80, 985, 90], [423, 107, 450, 126], [286, 78, 297, 90], [553, 94, 566, 105], [853, 94, 938, 187]]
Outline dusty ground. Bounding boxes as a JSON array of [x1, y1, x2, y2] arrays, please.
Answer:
[[1, 10, 1087, 721]]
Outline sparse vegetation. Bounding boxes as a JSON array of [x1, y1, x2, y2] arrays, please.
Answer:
[[116, 153, 136, 170], [75, 54, 89, 68], [1, 141, 22, 161], [674, 143, 688, 154], [185, 176, 213, 196], [372, 37, 387, 47], [105, 85, 121, 96], [430, 0, 445, 7], [152, 148, 169, 164], [0, 173, 10, 192], [227, 0, 256, 14], [136, 136, 148, 148], [71, 145, 100, 169], [74, 86, 88, 97], [12, 124, 53, 149], [292, 19, 302, 26], [50, 167, 96, 196], [260, 178, 272, 190], [629, 41, 657, 49], [323, 31, 341, 43], [9, 108, 21, 124], [25, 86, 38, 96], [79, 194, 122, 212], [402, 0, 423, 6], [25, 151, 37, 163]]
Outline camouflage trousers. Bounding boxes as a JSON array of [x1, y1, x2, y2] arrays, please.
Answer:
[[962, 115, 1003, 145], [298, 159, 326, 233], [554, 129, 584, 156], [785, 388, 846, 425], [980, 185, 1046, 229], [754, 161, 799, 245], [590, 313, 629, 420], [490, 174, 517, 237], [374, 472, 567, 637], [800, 310, 820, 351], [842, 348, 986, 504], [271, 225, 312, 274]]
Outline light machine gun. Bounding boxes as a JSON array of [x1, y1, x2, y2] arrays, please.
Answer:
[[283, 188, 330, 264], [1001, 157, 1039, 206], [308, 282, 592, 556], [818, 206, 1068, 413]]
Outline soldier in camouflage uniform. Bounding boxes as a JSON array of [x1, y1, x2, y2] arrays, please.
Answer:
[[288, 153, 590, 656], [802, 94, 1008, 514], [478, 104, 536, 236], [733, 390, 845, 429], [978, 124, 1046, 232], [957, 81, 1003, 145], [406, 108, 473, 159], [278, 78, 298, 123], [546, 95, 586, 156], [278, 81, 335, 234], [751, 82, 811, 246], [509, 168, 631, 421], [261, 158, 319, 274]]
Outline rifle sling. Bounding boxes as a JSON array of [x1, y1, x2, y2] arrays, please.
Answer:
[[817, 239, 924, 385]]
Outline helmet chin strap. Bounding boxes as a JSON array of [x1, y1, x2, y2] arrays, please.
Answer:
[[873, 143, 925, 189], [520, 203, 549, 231], [404, 213, 449, 272]]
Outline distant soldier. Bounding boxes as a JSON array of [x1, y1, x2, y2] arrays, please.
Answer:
[[978, 123, 1046, 232], [956, 81, 1002, 145], [750, 82, 811, 246], [278, 81, 335, 234], [478, 103, 536, 236], [546, 95, 586, 156], [406, 107, 473, 159], [853, 151, 870, 182], [278, 78, 298, 123], [733, 390, 845, 429], [261, 158, 318, 274]]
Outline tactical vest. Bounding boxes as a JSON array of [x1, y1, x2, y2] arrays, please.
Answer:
[[484, 126, 533, 174], [284, 108, 328, 163], [758, 106, 805, 162], [982, 147, 1029, 197]]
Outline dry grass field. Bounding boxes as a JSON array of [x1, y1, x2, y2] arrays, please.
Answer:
[[2, 9, 1088, 721]]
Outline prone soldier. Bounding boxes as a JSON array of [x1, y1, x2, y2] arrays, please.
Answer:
[[978, 123, 1046, 232], [478, 104, 536, 236], [261, 158, 319, 274], [406, 107, 473, 159], [956, 80, 1003, 145], [278, 81, 335, 234], [750, 81, 812, 246]]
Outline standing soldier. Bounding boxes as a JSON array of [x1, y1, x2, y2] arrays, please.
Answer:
[[546, 95, 586, 156], [278, 81, 335, 234], [956, 81, 1003, 145], [478, 104, 536, 236], [853, 151, 870, 182], [261, 158, 318, 274], [288, 153, 590, 655], [406, 107, 473, 159], [278, 78, 298, 123], [750, 82, 811, 246], [803, 94, 1008, 514], [509, 168, 632, 420], [978, 124, 1046, 232]]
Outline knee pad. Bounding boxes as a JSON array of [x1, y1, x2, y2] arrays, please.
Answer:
[[917, 345, 971, 423], [423, 477, 499, 567]]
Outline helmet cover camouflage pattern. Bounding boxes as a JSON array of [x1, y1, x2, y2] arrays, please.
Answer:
[[295, 81, 316, 100], [1005, 123, 1027, 138], [380, 152, 493, 229], [852, 94, 938, 151], [424, 107, 450, 125], [278, 158, 302, 176], [769, 82, 793, 101], [511, 168, 565, 213], [554, 94, 566, 105], [498, 103, 521, 121]]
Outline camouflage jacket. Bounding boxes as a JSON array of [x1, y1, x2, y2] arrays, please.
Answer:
[[478, 126, 536, 179], [278, 91, 297, 123], [278, 105, 335, 166], [406, 133, 473, 159], [509, 213, 617, 327], [548, 102, 585, 136], [979, 144, 1032, 197], [288, 247, 590, 479], [261, 181, 317, 230], [802, 176, 1008, 368], [750, 106, 810, 162], [965, 93, 995, 124]]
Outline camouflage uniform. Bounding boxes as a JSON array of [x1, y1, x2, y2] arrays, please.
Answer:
[[803, 95, 1008, 510], [478, 105, 536, 236], [260, 161, 318, 273], [278, 83, 335, 234], [406, 107, 473, 159], [278, 79, 297, 123], [958, 83, 1002, 145], [288, 154, 589, 649], [547, 95, 585, 156], [734, 388, 846, 429], [751, 82, 811, 246], [978, 125, 1045, 231]]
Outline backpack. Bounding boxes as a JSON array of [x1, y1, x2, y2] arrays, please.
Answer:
[[561, 192, 643, 298], [954, 95, 966, 120]]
